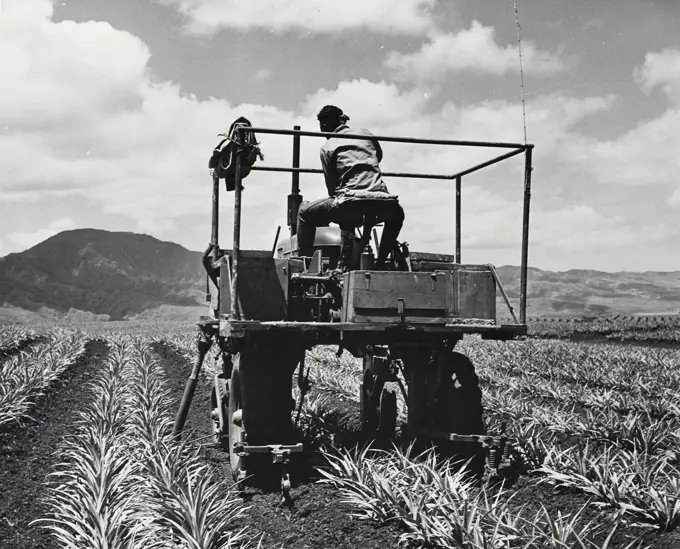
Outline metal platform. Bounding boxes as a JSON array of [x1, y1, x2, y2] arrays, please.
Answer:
[[207, 317, 527, 344]]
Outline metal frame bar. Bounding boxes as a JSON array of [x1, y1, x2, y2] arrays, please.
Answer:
[[455, 176, 461, 264], [450, 147, 527, 179], [252, 165, 457, 180], [289, 126, 301, 237], [230, 128, 244, 320], [519, 147, 533, 324], [226, 126, 534, 325], [246, 127, 530, 149]]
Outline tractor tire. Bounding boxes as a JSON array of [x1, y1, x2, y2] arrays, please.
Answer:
[[376, 384, 398, 444], [225, 335, 304, 486], [433, 350, 486, 481], [360, 369, 398, 447], [227, 360, 245, 481]]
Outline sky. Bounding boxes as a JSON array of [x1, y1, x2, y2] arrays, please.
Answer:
[[0, 0, 679, 272]]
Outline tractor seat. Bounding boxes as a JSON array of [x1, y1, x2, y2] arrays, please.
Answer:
[[334, 200, 402, 271], [340, 214, 383, 235], [337, 207, 394, 236]]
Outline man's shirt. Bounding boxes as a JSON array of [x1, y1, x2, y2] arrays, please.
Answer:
[[320, 125, 397, 204]]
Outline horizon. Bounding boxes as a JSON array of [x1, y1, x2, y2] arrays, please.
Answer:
[[1, 1, 679, 271], [2, 226, 679, 276]]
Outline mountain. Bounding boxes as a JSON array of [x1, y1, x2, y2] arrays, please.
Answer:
[[0, 229, 678, 322], [495, 266, 680, 317], [0, 229, 206, 322]]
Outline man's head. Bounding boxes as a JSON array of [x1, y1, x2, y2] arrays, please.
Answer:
[[317, 105, 349, 133]]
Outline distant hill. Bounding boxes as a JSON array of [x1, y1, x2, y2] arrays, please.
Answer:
[[495, 266, 680, 317], [0, 229, 206, 322], [0, 229, 678, 322]]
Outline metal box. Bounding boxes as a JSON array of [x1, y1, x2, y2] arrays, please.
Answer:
[[219, 251, 305, 321], [341, 266, 496, 324]]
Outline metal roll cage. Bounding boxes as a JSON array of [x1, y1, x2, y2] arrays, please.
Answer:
[[211, 126, 533, 327]]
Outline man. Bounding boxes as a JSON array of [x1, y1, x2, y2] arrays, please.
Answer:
[[297, 105, 405, 269]]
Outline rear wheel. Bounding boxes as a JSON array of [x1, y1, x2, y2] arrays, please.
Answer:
[[399, 345, 486, 481], [376, 384, 398, 443], [360, 365, 398, 446], [433, 350, 486, 481], [225, 336, 303, 486], [227, 358, 245, 481]]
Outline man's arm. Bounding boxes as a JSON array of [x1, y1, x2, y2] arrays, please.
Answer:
[[320, 148, 338, 197], [373, 138, 383, 163], [201, 243, 220, 288], [362, 129, 383, 163]]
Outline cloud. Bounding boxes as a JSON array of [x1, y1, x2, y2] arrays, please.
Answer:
[[0, 0, 309, 248], [6, 217, 77, 252], [671, 189, 680, 206], [555, 51, 680, 199], [386, 22, 569, 82], [634, 48, 680, 102], [153, 0, 437, 35], [2, 1, 679, 270], [303, 79, 430, 130], [136, 218, 177, 235]]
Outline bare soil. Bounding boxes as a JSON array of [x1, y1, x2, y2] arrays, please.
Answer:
[[0, 339, 108, 549]]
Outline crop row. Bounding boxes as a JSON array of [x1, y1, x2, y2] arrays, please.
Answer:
[[0, 324, 43, 358], [0, 330, 88, 429], [320, 445, 639, 549], [42, 336, 258, 549], [145, 330, 680, 544], [525, 316, 680, 343], [303, 338, 680, 540]]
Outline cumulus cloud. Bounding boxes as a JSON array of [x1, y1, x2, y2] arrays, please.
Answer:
[[1, 0, 678, 270], [153, 0, 437, 35], [634, 48, 680, 102], [386, 22, 569, 82], [671, 189, 680, 206], [0, 0, 308, 251], [6, 217, 77, 252], [556, 51, 680, 203]]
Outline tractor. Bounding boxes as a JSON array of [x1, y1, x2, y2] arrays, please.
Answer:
[[173, 124, 534, 498]]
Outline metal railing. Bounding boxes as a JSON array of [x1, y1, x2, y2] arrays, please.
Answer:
[[220, 126, 534, 325]]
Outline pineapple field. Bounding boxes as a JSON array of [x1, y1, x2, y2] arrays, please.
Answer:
[[1, 323, 680, 549]]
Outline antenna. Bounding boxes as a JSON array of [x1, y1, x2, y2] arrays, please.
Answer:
[[514, 2, 528, 145]]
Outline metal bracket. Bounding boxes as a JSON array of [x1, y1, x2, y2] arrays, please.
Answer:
[[420, 429, 514, 477], [308, 250, 323, 274], [233, 442, 303, 456], [486, 263, 519, 324], [233, 443, 303, 500]]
